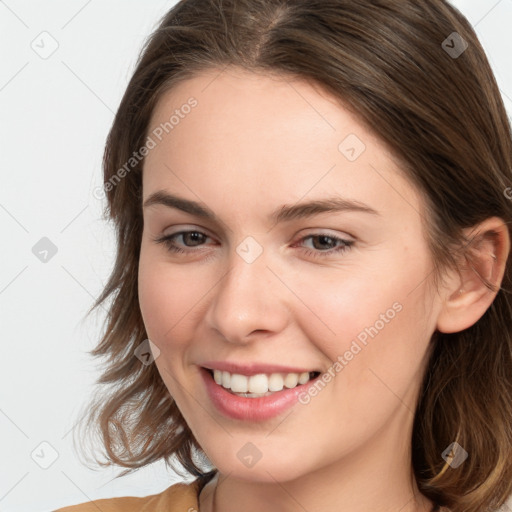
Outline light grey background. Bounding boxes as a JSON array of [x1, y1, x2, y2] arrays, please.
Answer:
[[1, 1, 511, 511]]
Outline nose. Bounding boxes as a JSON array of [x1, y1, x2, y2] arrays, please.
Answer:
[[204, 241, 290, 345]]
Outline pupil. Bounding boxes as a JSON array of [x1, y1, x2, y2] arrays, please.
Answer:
[[314, 235, 334, 250], [186, 232, 203, 245]]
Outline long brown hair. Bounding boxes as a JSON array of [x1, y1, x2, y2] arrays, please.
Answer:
[[74, 1, 512, 510]]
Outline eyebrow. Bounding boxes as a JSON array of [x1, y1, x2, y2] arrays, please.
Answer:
[[142, 190, 380, 223]]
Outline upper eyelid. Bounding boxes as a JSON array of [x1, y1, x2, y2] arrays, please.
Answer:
[[161, 226, 353, 237], [161, 227, 216, 242]]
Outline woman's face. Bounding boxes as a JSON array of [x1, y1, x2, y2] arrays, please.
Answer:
[[138, 66, 445, 482]]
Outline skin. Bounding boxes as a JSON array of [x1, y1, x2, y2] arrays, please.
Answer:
[[138, 66, 510, 512]]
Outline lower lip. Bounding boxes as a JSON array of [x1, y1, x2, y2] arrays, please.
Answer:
[[200, 367, 319, 421]]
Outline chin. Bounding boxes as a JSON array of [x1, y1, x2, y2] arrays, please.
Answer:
[[206, 447, 310, 484]]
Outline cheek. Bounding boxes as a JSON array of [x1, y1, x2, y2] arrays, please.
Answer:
[[291, 253, 434, 403], [289, 258, 416, 353], [137, 253, 202, 403], [138, 249, 211, 350]]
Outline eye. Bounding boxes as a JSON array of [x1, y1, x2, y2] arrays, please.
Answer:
[[153, 230, 213, 254], [153, 230, 353, 259], [293, 233, 354, 258]]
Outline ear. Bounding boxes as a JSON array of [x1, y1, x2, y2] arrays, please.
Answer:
[[436, 217, 510, 334]]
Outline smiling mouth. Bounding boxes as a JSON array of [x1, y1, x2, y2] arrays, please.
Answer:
[[204, 367, 322, 398]]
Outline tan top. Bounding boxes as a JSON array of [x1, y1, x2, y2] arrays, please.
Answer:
[[54, 474, 463, 511], [54, 477, 203, 511]]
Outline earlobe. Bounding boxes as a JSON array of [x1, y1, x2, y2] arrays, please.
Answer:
[[436, 217, 510, 334]]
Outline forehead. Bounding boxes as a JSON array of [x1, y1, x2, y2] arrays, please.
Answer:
[[148, 66, 367, 148], [142, 66, 421, 222]]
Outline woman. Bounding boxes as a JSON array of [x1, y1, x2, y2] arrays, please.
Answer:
[[55, 0, 512, 511]]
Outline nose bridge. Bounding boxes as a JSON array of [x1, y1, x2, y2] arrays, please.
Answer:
[[206, 236, 288, 343]]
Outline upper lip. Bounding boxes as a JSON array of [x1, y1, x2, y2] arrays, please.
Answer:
[[201, 361, 321, 376]]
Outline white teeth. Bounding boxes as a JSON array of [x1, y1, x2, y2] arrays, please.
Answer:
[[230, 374, 248, 392], [268, 373, 284, 392], [211, 369, 315, 394], [248, 374, 268, 394], [284, 373, 299, 388], [298, 372, 310, 385]]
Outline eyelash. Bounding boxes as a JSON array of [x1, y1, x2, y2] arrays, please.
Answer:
[[153, 230, 354, 258]]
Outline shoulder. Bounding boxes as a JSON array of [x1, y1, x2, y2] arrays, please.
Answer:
[[54, 478, 201, 512]]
